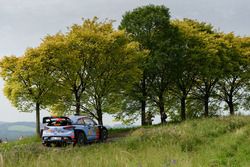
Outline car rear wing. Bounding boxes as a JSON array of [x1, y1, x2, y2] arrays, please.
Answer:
[[42, 116, 71, 124]]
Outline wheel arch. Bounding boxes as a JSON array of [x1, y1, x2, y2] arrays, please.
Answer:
[[74, 129, 86, 136]]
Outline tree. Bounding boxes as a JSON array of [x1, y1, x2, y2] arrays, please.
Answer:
[[185, 21, 222, 117], [241, 37, 250, 111], [171, 19, 206, 120], [146, 47, 175, 123], [40, 18, 144, 125], [0, 48, 60, 136], [37, 34, 74, 115], [79, 20, 143, 125], [39, 24, 95, 116], [119, 5, 171, 125], [216, 34, 250, 115]]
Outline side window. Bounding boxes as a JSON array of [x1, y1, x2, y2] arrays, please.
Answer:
[[76, 118, 85, 125], [83, 118, 95, 126]]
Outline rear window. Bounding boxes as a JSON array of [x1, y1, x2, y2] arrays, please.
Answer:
[[47, 118, 72, 126]]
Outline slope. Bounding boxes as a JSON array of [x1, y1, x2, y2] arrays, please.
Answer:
[[1, 116, 250, 167]]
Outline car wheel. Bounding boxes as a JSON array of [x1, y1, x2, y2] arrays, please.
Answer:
[[76, 131, 87, 146], [44, 143, 51, 147], [101, 128, 108, 142]]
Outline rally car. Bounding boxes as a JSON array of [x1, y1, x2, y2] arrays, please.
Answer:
[[41, 116, 108, 146]]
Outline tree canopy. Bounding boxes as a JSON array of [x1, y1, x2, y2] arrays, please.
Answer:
[[0, 5, 249, 129]]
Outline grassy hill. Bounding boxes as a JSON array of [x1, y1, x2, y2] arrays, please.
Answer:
[[1, 116, 250, 167]]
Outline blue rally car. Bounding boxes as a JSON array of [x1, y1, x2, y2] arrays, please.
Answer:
[[41, 115, 108, 146]]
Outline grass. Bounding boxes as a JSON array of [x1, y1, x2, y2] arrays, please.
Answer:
[[1, 116, 250, 167], [108, 127, 138, 138]]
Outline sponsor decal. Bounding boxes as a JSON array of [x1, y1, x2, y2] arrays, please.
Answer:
[[88, 130, 92, 136]]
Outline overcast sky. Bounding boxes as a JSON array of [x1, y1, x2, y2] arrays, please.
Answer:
[[0, 0, 249, 123]]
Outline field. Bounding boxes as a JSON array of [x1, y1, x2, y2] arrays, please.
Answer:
[[0, 122, 35, 141], [7, 125, 35, 132], [1, 116, 250, 167]]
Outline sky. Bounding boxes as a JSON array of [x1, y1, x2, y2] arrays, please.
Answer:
[[0, 0, 249, 124]]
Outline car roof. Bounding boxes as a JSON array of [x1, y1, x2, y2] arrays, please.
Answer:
[[68, 115, 92, 123]]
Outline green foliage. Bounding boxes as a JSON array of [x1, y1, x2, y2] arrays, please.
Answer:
[[38, 32, 89, 115], [69, 18, 144, 124], [181, 20, 222, 117], [216, 33, 250, 115], [170, 19, 210, 120], [0, 48, 61, 135], [1, 4, 250, 126], [119, 4, 172, 124], [119, 5, 170, 49]]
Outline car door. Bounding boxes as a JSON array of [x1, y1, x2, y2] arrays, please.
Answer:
[[75, 118, 90, 140], [83, 118, 97, 141]]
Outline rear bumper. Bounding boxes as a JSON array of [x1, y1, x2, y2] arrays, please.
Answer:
[[42, 136, 75, 145]]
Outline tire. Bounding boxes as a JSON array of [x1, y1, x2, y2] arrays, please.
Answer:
[[100, 128, 108, 142], [75, 131, 87, 146], [43, 143, 51, 147]]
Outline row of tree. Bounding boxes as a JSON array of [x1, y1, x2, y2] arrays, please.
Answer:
[[0, 5, 249, 136], [117, 5, 250, 124]]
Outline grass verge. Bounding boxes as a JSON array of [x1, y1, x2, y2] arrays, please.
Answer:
[[1, 116, 250, 167]]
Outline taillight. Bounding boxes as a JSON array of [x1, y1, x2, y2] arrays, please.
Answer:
[[71, 132, 75, 139]]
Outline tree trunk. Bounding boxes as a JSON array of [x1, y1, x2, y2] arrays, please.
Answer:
[[181, 97, 186, 121], [141, 75, 147, 126], [141, 100, 146, 126], [204, 94, 209, 117], [159, 94, 165, 124], [228, 96, 234, 115], [73, 85, 81, 115], [35, 102, 40, 137], [97, 109, 103, 125], [75, 98, 81, 115], [229, 103, 234, 115], [74, 86, 81, 115], [96, 99, 103, 125]]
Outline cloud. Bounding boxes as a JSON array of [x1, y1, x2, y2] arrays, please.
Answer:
[[166, 0, 250, 35]]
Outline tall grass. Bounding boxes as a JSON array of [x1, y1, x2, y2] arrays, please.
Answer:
[[1, 116, 250, 167]]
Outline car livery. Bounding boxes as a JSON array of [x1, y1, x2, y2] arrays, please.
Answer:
[[41, 116, 108, 146]]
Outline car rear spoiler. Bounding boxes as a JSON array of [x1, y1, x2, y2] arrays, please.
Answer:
[[42, 116, 71, 124]]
